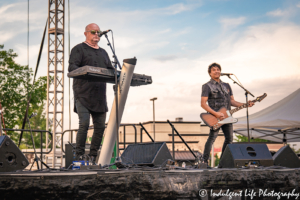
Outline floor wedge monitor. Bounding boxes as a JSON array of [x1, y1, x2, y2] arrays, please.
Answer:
[[273, 145, 300, 168], [0, 135, 29, 172], [121, 142, 173, 166], [219, 143, 273, 168]]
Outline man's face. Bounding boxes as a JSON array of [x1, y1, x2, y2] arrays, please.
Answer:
[[209, 66, 221, 79], [84, 24, 100, 45]]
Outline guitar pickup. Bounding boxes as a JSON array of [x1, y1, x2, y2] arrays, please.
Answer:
[[226, 110, 232, 116]]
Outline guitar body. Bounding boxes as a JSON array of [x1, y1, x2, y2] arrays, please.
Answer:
[[200, 93, 267, 130], [200, 107, 237, 130]]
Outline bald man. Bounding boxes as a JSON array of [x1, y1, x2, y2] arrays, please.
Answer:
[[68, 23, 114, 161]]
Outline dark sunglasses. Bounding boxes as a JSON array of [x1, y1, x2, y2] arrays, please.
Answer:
[[86, 30, 101, 35]]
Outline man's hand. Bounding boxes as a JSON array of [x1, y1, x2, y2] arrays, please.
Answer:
[[248, 101, 255, 107], [214, 112, 225, 120]]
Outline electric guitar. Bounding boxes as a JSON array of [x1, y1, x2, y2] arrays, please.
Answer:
[[200, 93, 267, 130]]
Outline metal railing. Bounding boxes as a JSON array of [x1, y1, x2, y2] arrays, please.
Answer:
[[166, 120, 197, 160], [61, 129, 78, 153], [119, 124, 137, 151], [139, 122, 154, 143]]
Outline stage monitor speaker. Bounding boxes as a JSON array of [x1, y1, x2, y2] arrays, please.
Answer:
[[0, 135, 29, 172], [219, 143, 274, 168], [121, 142, 173, 166], [273, 145, 300, 168], [65, 143, 91, 168]]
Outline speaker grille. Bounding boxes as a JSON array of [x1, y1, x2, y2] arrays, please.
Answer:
[[219, 143, 273, 168], [0, 136, 29, 172]]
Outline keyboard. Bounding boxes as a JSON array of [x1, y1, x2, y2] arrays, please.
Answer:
[[67, 65, 152, 86]]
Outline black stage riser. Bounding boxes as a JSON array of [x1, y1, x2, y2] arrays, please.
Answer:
[[121, 142, 173, 166], [219, 143, 274, 168], [0, 135, 29, 172]]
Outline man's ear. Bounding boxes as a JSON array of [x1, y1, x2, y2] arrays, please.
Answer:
[[84, 32, 87, 37]]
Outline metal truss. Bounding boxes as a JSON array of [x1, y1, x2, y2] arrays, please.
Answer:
[[46, 0, 64, 167]]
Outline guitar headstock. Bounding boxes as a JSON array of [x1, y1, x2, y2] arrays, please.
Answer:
[[255, 93, 267, 102]]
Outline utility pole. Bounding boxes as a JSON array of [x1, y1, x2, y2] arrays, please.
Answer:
[[150, 97, 157, 141]]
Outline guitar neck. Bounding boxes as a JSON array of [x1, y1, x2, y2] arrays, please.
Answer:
[[229, 100, 256, 115]]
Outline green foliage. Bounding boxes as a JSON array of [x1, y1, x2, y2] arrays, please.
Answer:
[[288, 144, 300, 154], [214, 153, 220, 166], [0, 45, 47, 149], [234, 134, 272, 143]]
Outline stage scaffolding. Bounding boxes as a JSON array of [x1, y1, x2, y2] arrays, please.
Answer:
[[46, 0, 65, 168]]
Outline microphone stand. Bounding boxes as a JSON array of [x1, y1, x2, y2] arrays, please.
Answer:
[[103, 33, 121, 157], [27, 113, 49, 170], [226, 75, 254, 142]]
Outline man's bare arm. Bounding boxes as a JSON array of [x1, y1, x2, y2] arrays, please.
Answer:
[[201, 96, 225, 120], [230, 96, 254, 107]]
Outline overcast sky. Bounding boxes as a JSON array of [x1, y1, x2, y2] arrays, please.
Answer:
[[1, 0, 300, 129]]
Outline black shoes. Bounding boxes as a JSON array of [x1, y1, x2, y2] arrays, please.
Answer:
[[74, 154, 85, 161], [89, 155, 97, 165]]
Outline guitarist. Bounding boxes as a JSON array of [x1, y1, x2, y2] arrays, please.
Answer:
[[201, 63, 254, 165]]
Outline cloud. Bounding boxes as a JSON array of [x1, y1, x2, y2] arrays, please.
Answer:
[[156, 29, 171, 35], [14, 44, 41, 66], [0, 3, 14, 15], [162, 3, 195, 15], [153, 55, 178, 62], [0, 31, 15, 43], [199, 23, 300, 82], [219, 17, 246, 30], [297, 3, 300, 8], [266, 9, 286, 17], [123, 22, 300, 123], [0, 1, 46, 24], [0, 1, 47, 44]]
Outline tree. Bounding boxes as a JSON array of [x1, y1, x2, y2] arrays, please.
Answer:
[[234, 134, 272, 143], [214, 153, 220, 166], [0, 44, 47, 149]]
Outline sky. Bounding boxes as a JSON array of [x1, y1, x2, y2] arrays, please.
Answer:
[[1, 0, 300, 130]]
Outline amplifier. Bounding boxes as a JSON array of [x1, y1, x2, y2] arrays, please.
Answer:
[[65, 143, 91, 168]]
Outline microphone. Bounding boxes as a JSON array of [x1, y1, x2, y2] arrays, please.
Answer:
[[29, 112, 37, 119], [98, 29, 111, 37], [221, 73, 233, 76]]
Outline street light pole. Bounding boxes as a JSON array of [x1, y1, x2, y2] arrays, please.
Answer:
[[150, 97, 157, 142]]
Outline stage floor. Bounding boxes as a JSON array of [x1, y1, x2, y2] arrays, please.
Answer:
[[1, 167, 300, 200]]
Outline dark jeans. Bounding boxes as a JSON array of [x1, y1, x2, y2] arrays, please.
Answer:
[[75, 99, 106, 156], [203, 123, 233, 162]]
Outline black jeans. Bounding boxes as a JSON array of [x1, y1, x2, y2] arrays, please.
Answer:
[[75, 99, 106, 156], [203, 123, 233, 162]]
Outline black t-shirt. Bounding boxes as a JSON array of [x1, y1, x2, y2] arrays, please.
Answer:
[[68, 43, 114, 113]]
